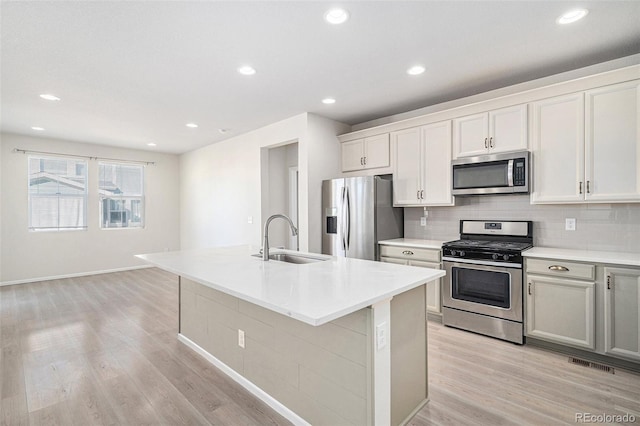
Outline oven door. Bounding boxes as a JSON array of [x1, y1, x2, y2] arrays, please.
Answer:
[[442, 259, 523, 322]]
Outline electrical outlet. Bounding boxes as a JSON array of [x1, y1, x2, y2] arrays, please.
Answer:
[[376, 322, 387, 351], [420, 217, 427, 227], [238, 329, 245, 348], [247, 216, 253, 224], [565, 218, 576, 231]]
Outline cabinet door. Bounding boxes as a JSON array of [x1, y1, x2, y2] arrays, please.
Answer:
[[526, 275, 595, 350], [604, 267, 640, 361], [363, 134, 390, 169], [410, 260, 441, 315], [453, 113, 488, 158], [422, 121, 454, 205], [488, 104, 528, 153], [341, 139, 365, 172], [585, 80, 640, 202], [530, 93, 585, 204], [392, 128, 422, 205]]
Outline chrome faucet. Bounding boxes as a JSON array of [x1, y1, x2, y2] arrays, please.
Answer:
[[262, 214, 298, 261]]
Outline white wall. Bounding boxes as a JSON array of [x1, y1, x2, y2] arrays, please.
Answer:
[[179, 113, 349, 253], [0, 133, 181, 284]]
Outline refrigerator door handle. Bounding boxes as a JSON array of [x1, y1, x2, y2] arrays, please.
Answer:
[[345, 186, 351, 252], [341, 186, 347, 252]]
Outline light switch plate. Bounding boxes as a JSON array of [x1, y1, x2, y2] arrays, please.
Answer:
[[247, 216, 253, 224], [420, 217, 427, 226], [565, 218, 576, 231]]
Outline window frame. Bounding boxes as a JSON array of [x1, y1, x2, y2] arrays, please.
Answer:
[[27, 155, 88, 232], [98, 161, 145, 230]]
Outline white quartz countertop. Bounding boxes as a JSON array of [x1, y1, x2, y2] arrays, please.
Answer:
[[523, 247, 640, 267], [136, 246, 445, 326], [378, 238, 446, 250]]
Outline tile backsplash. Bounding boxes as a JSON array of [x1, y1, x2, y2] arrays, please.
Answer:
[[403, 195, 640, 253]]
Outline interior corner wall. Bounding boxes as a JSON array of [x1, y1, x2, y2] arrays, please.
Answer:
[[0, 133, 180, 284], [179, 112, 349, 254], [0, 134, 3, 282], [179, 113, 308, 251], [305, 114, 351, 253]]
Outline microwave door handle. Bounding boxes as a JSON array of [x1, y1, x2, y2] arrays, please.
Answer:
[[507, 159, 514, 187]]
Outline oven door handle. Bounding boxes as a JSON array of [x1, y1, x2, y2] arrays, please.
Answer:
[[442, 256, 522, 269]]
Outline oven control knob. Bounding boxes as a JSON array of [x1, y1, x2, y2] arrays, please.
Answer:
[[450, 250, 456, 256], [503, 254, 510, 261], [459, 251, 465, 257], [492, 253, 499, 260]]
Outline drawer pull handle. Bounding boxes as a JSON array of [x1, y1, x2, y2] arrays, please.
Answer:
[[549, 265, 569, 272], [402, 250, 414, 255]]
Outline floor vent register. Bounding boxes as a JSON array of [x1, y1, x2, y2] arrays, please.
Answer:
[[569, 357, 615, 374]]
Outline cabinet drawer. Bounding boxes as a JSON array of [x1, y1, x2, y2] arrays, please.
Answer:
[[379, 245, 441, 262], [380, 256, 408, 266], [409, 260, 441, 269], [526, 258, 595, 281]]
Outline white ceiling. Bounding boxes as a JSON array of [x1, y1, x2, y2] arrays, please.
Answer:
[[2, 1, 639, 154]]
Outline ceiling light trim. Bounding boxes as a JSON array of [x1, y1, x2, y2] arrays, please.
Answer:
[[39, 94, 60, 101], [557, 8, 589, 24], [324, 8, 349, 25]]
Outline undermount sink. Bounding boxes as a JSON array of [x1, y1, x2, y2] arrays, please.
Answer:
[[252, 252, 330, 264]]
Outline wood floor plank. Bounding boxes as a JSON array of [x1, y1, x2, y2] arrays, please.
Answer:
[[3, 268, 640, 425]]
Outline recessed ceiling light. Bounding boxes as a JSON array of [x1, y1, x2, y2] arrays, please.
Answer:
[[218, 128, 230, 134], [557, 9, 589, 24], [39, 94, 60, 101], [147, 142, 157, 147], [322, 98, 336, 104], [237, 65, 256, 76], [407, 65, 426, 76], [186, 123, 198, 128], [31, 126, 45, 131], [325, 8, 349, 24]]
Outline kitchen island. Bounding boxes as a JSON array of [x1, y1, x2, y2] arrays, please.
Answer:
[[136, 246, 445, 426]]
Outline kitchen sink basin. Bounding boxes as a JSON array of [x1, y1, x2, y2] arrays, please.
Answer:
[[252, 252, 330, 264]]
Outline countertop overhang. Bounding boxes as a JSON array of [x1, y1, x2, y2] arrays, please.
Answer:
[[136, 246, 445, 326]]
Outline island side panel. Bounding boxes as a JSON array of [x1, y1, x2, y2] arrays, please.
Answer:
[[390, 284, 428, 426], [179, 277, 373, 426]]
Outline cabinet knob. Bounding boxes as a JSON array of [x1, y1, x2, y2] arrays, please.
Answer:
[[579, 181, 583, 194], [489, 137, 494, 148], [548, 265, 570, 272], [528, 283, 532, 295], [484, 137, 488, 148], [402, 250, 414, 256]]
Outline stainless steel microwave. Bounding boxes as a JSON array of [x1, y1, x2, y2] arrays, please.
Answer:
[[452, 151, 530, 195]]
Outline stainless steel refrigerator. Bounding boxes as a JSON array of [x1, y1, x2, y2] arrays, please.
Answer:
[[321, 175, 403, 260]]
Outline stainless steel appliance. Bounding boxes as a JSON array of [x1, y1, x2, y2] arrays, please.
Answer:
[[452, 150, 530, 196], [442, 220, 533, 344], [322, 175, 403, 260]]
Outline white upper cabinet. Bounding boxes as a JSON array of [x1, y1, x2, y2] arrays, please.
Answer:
[[585, 80, 640, 202], [453, 104, 528, 158], [341, 133, 390, 172], [392, 121, 453, 206], [532, 80, 640, 204], [530, 93, 585, 204]]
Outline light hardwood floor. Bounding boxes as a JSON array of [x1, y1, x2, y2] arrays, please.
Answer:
[[1, 268, 639, 425]]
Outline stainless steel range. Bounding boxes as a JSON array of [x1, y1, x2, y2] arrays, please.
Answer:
[[442, 220, 533, 344]]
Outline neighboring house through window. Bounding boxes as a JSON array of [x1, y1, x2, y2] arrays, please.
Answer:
[[28, 156, 88, 231], [99, 162, 144, 228]]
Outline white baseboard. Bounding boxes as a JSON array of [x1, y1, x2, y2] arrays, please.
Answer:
[[0, 264, 153, 287], [177, 333, 311, 426]]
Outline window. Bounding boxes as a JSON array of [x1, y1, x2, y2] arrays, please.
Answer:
[[99, 162, 144, 228], [28, 156, 88, 231]]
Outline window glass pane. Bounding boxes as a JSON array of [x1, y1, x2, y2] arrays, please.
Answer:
[[99, 162, 144, 229], [28, 156, 87, 231]]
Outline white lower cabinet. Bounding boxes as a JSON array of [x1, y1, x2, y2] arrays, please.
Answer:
[[526, 274, 595, 350], [604, 267, 640, 362], [526, 257, 640, 364], [379, 244, 442, 316]]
